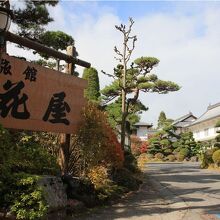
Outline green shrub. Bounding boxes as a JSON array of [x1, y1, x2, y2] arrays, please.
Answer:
[[200, 153, 207, 169], [212, 149, 220, 166], [0, 129, 59, 177], [95, 182, 124, 202], [0, 126, 59, 218], [155, 153, 164, 160], [167, 154, 176, 162], [215, 134, 220, 145], [148, 135, 163, 155], [113, 168, 142, 191], [146, 154, 154, 160], [87, 165, 123, 202], [175, 148, 189, 161], [173, 147, 181, 154], [8, 173, 47, 220], [137, 153, 148, 170], [88, 165, 110, 189], [200, 147, 218, 168], [172, 141, 180, 149], [160, 139, 170, 148], [15, 135, 60, 175], [176, 153, 185, 162], [179, 148, 190, 157], [124, 151, 139, 173], [163, 148, 172, 156]]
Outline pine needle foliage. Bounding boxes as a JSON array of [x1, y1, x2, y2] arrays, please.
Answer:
[[82, 67, 100, 102]]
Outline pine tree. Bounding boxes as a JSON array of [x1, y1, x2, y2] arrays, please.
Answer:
[[82, 67, 100, 102], [102, 18, 180, 150], [158, 111, 167, 128], [13, 1, 58, 40], [38, 31, 75, 72], [105, 97, 148, 129]]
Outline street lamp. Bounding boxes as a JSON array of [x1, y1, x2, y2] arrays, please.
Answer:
[[0, 6, 12, 50]]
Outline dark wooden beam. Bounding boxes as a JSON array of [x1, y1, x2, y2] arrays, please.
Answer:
[[5, 31, 91, 68]]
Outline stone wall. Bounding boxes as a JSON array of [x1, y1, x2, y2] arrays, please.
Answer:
[[38, 176, 67, 220]]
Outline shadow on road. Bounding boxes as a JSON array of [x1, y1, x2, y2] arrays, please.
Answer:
[[71, 163, 220, 220]]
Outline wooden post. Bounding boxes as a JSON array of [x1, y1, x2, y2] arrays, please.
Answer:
[[60, 45, 76, 175], [66, 45, 76, 75]]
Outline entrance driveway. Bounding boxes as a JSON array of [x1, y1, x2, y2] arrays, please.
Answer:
[[147, 162, 220, 220], [70, 162, 220, 220]]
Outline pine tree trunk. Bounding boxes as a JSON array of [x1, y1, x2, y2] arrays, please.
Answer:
[[121, 32, 127, 152]]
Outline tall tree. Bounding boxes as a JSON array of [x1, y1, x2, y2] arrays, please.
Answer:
[[38, 31, 75, 72], [105, 97, 148, 130], [39, 31, 74, 52], [12, 1, 58, 40], [102, 18, 180, 151], [82, 67, 100, 102], [158, 111, 167, 128]]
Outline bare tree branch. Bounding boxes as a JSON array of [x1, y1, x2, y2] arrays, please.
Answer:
[[115, 24, 125, 33], [114, 46, 123, 57], [125, 35, 137, 62], [126, 17, 135, 35], [114, 57, 122, 63]]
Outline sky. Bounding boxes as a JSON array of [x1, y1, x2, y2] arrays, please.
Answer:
[[7, 1, 220, 127]]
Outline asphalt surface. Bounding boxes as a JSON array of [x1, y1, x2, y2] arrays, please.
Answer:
[[70, 162, 220, 220], [147, 162, 220, 220]]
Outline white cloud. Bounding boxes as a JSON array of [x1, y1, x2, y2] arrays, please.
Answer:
[[7, 2, 220, 126]]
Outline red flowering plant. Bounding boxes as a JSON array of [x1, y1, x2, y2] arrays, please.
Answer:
[[130, 135, 142, 156], [104, 125, 124, 168], [140, 141, 149, 154], [131, 135, 149, 156]]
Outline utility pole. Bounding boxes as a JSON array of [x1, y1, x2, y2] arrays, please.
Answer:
[[59, 45, 76, 175]]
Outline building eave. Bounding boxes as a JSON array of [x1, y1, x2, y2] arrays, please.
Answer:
[[186, 115, 220, 127]]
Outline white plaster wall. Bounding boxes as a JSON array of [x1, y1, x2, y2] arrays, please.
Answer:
[[191, 122, 218, 141], [137, 127, 147, 138], [136, 128, 157, 141]]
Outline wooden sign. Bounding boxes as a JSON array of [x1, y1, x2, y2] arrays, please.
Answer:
[[0, 53, 87, 134]]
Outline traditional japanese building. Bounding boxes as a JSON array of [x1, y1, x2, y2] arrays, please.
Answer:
[[132, 122, 157, 141], [186, 102, 220, 142], [172, 112, 197, 134]]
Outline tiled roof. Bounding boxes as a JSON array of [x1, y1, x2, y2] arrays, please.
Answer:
[[172, 112, 196, 125], [188, 102, 220, 126]]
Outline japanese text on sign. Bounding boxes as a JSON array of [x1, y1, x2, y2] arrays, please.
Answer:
[[0, 54, 87, 134]]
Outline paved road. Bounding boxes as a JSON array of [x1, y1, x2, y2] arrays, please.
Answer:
[[147, 162, 220, 220], [70, 162, 220, 220]]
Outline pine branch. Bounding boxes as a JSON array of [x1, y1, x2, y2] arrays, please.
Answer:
[[101, 70, 116, 79], [102, 95, 118, 105]]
